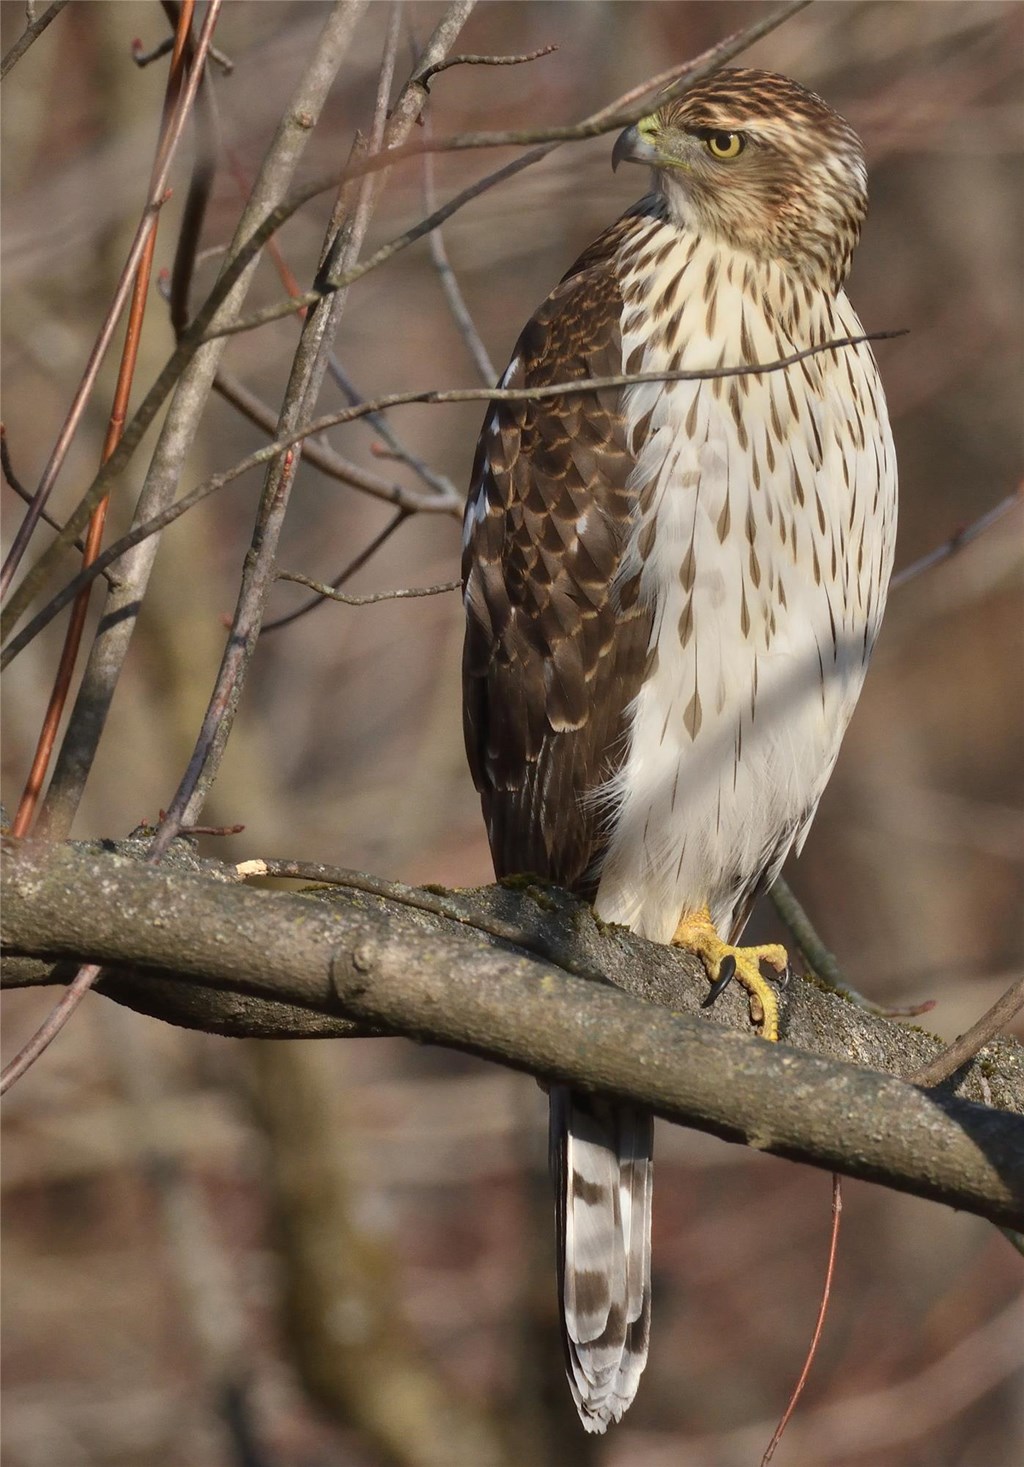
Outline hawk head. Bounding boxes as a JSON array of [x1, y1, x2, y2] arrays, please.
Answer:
[[613, 68, 868, 292]]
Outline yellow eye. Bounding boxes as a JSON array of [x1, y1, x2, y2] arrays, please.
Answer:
[[706, 132, 744, 160]]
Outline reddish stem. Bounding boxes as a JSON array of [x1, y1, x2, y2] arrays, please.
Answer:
[[762, 1174, 843, 1464], [11, 1, 198, 839]]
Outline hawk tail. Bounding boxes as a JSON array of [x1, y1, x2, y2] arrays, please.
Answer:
[[550, 1086, 653, 1432]]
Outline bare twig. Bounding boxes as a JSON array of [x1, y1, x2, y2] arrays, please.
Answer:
[[323, 356, 459, 500], [0, 962, 101, 1095], [132, 34, 176, 68], [770, 875, 936, 1020], [423, 136, 496, 384], [1, 332, 908, 670], [762, 1175, 843, 1464], [262, 508, 409, 633], [911, 977, 1024, 1089], [214, 367, 460, 512], [165, 0, 223, 338], [275, 569, 459, 605], [134, 14, 233, 74], [1, 427, 113, 579], [0, 0, 69, 80], [202, 145, 556, 343], [416, 43, 557, 89], [890, 487, 1022, 592], [220, 134, 459, 503], [0, 423, 29, 500]]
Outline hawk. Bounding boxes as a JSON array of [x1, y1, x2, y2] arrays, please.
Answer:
[[461, 68, 897, 1431]]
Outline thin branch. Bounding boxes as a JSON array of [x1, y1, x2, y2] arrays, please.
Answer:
[[323, 355, 459, 500], [0, 423, 29, 500], [134, 14, 233, 74], [223, 143, 308, 318], [165, 0, 223, 338], [1, 332, 908, 670], [417, 43, 557, 89], [275, 570, 458, 606], [205, 333, 909, 418], [0, 0, 69, 81], [220, 146, 459, 503], [423, 135, 496, 384], [0, 962, 101, 1095], [911, 977, 1024, 1089], [762, 1175, 843, 1464], [213, 367, 460, 512], [890, 487, 1022, 591], [262, 508, 409, 633], [151, 141, 387, 847], [770, 875, 936, 1019], [1, 427, 114, 581]]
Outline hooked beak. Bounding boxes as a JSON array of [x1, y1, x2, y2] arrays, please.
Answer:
[[611, 123, 662, 172]]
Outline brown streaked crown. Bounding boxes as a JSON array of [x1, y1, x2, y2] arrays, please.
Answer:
[[632, 68, 868, 292]]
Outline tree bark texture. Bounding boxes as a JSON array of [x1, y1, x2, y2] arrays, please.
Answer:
[[3, 835, 1022, 1229]]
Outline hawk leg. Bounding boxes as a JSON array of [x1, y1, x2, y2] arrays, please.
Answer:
[[672, 906, 787, 1041]]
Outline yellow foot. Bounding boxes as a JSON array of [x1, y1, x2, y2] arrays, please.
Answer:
[[672, 906, 787, 1042]]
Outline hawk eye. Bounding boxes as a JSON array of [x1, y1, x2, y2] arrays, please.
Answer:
[[706, 131, 744, 160]]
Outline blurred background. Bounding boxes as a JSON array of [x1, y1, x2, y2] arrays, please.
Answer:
[[2, 2, 1022, 1464]]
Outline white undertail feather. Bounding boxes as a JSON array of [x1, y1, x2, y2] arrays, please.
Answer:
[[553, 1090, 653, 1432]]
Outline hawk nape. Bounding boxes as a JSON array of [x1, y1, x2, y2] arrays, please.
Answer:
[[461, 68, 897, 1431]]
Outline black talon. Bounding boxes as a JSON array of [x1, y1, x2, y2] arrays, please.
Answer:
[[702, 953, 736, 1008]]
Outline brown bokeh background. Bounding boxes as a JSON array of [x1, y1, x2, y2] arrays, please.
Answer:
[[2, 3, 1022, 1465]]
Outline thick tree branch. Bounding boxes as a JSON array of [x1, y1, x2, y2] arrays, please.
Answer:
[[2, 837, 1022, 1230]]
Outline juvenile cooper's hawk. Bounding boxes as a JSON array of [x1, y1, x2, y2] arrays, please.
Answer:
[[462, 69, 897, 1431]]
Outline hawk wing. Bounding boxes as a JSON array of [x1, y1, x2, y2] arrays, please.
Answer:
[[461, 216, 655, 894]]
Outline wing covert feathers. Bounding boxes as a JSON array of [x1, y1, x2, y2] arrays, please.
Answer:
[[461, 212, 654, 894]]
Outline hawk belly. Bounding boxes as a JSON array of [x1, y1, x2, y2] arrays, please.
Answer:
[[593, 225, 898, 943]]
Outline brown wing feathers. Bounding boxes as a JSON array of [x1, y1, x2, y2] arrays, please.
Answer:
[[462, 223, 652, 893]]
